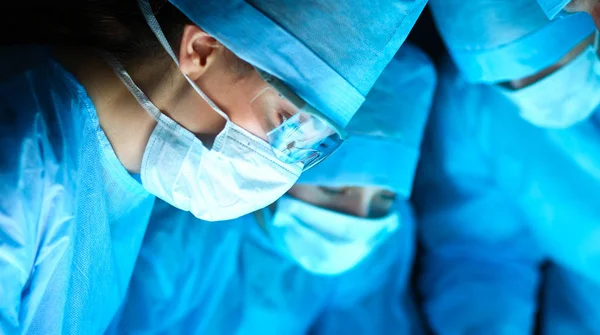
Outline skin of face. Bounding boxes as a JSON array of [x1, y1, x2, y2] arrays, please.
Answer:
[[169, 24, 295, 142], [287, 185, 397, 219]]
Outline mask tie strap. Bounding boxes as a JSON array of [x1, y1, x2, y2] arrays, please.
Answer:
[[101, 53, 162, 122]]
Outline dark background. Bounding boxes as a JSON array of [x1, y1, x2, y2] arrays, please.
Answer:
[[407, 6, 446, 63]]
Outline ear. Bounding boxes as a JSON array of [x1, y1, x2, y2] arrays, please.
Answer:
[[178, 25, 222, 80]]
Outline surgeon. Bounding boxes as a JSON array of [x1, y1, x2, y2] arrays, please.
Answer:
[[415, 0, 600, 333], [0, 0, 428, 332], [111, 43, 436, 334]]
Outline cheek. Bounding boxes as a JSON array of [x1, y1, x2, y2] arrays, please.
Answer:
[[198, 65, 269, 140], [225, 91, 270, 141], [220, 76, 271, 141], [229, 110, 268, 140], [175, 93, 226, 135]]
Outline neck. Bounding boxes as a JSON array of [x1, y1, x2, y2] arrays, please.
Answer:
[[54, 49, 181, 173]]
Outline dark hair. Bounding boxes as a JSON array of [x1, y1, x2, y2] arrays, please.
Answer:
[[1, 0, 257, 77], [1, 0, 192, 66]]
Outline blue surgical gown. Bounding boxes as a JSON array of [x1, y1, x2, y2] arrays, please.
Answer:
[[0, 46, 155, 333], [415, 58, 600, 334], [111, 198, 424, 334]]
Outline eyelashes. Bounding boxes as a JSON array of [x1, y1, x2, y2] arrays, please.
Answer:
[[278, 109, 293, 125], [378, 191, 397, 202], [318, 187, 397, 202], [318, 186, 347, 196]]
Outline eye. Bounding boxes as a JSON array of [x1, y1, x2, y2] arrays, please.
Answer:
[[319, 186, 347, 196], [276, 102, 296, 127], [279, 111, 291, 124], [378, 191, 396, 202]]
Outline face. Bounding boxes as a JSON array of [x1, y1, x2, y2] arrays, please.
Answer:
[[169, 25, 343, 171], [287, 185, 396, 218], [566, 0, 600, 30], [172, 26, 301, 143]]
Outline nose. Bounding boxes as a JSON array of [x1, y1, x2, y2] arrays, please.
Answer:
[[354, 188, 382, 218], [333, 188, 395, 219], [353, 196, 370, 218], [326, 188, 371, 218]]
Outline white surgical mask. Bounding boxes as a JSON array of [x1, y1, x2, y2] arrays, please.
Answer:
[[499, 35, 600, 129], [266, 195, 400, 275], [106, 57, 302, 222]]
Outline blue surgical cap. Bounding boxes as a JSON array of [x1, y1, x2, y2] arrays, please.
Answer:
[[298, 43, 436, 199], [430, 0, 595, 83], [169, 0, 427, 128], [537, 0, 572, 19]]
